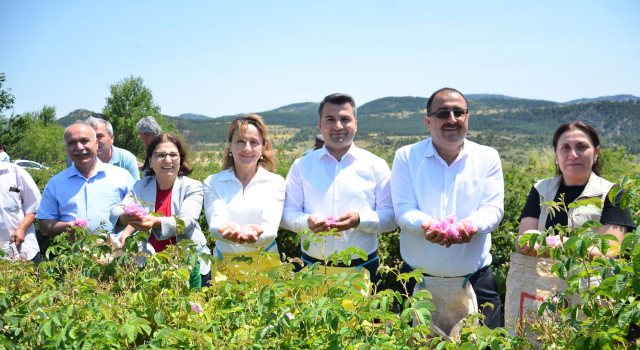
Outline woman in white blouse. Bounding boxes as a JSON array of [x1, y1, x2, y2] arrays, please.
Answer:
[[203, 114, 285, 281]]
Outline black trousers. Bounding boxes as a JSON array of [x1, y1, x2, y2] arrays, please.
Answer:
[[398, 262, 502, 329], [300, 252, 382, 287]]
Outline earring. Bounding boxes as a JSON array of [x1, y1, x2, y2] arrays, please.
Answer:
[[228, 153, 232, 157]]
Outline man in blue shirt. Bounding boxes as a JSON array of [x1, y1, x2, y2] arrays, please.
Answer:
[[65, 115, 140, 181], [37, 123, 134, 237]]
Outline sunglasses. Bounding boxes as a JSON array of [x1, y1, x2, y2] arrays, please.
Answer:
[[428, 108, 469, 120]]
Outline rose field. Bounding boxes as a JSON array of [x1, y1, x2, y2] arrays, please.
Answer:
[[1, 146, 640, 350]]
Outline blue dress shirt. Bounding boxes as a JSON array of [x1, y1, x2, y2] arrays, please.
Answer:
[[37, 160, 135, 234]]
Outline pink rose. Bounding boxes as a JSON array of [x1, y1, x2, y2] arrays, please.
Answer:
[[189, 301, 203, 313], [552, 296, 559, 303], [239, 228, 257, 240], [73, 218, 89, 228], [286, 312, 295, 320], [325, 216, 339, 226], [136, 206, 148, 218], [546, 235, 562, 248], [124, 203, 139, 215]]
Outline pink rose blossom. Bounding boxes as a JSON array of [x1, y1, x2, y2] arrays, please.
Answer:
[[189, 301, 203, 313], [546, 235, 562, 248], [125, 203, 148, 218], [325, 216, 339, 225], [286, 312, 295, 320], [73, 218, 89, 228], [552, 296, 559, 303]]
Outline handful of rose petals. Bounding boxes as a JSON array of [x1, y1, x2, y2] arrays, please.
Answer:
[[239, 227, 258, 240], [427, 215, 476, 239], [124, 203, 149, 218], [325, 216, 339, 225]]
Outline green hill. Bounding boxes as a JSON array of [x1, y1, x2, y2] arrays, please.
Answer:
[[57, 109, 96, 127]]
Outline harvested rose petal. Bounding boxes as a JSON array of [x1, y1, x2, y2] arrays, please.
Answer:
[[73, 218, 89, 228], [325, 216, 338, 225], [189, 301, 203, 313], [444, 214, 457, 224], [546, 235, 562, 248]]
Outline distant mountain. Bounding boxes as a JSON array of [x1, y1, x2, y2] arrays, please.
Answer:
[[179, 113, 212, 120], [466, 94, 522, 100], [564, 94, 640, 105], [57, 108, 96, 127]]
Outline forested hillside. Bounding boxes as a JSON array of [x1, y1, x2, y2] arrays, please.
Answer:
[[56, 96, 640, 157]]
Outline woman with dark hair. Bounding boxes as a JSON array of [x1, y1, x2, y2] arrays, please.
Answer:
[[203, 114, 284, 281], [110, 133, 212, 284], [516, 122, 634, 257], [505, 122, 634, 339]]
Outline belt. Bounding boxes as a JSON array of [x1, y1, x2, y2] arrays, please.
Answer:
[[408, 255, 489, 289], [301, 250, 378, 268]]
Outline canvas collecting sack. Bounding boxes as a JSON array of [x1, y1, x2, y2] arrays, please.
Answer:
[[504, 252, 574, 346], [413, 276, 478, 340]]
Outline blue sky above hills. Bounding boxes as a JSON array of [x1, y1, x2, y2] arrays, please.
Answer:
[[1, 0, 639, 118]]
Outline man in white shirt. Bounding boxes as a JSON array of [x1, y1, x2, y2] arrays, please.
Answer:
[[391, 87, 504, 328], [282, 93, 397, 285], [1, 161, 41, 263], [0, 145, 9, 162]]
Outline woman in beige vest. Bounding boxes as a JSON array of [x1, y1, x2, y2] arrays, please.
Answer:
[[516, 122, 634, 258], [504, 122, 635, 340]]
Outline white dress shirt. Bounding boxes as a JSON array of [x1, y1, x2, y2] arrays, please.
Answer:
[[203, 167, 285, 257], [282, 144, 397, 260], [0, 162, 41, 260], [391, 138, 504, 277]]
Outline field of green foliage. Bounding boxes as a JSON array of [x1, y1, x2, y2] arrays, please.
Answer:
[[2, 145, 640, 349]]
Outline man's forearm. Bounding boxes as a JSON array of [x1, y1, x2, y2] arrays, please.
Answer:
[[38, 219, 73, 237]]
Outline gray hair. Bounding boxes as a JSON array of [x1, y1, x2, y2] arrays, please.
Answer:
[[318, 93, 357, 121], [136, 116, 162, 136], [63, 121, 97, 140], [84, 116, 113, 137]]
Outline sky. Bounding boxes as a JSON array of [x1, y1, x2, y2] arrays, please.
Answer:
[[1, 0, 639, 119]]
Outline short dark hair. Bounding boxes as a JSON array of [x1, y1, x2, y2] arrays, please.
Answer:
[[318, 93, 357, 121], [92, 113, 108, 121], [426, 87, 468, 114], [552, 122, 601, 175], [0, 145, 6, 152], [143, 133, 193, 177]]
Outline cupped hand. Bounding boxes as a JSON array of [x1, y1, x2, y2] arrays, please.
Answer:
[[331, 211, 360, 232], [307, 214, 330, 233]]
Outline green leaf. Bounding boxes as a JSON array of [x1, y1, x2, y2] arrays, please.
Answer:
[[633, 256, 640, 277], [414, 290, 432, 299], [380, 343, 397, 350], [303, 238, 311, 251], [608, 185, 622, 204], [126, 324, 138, 342], [154, 311, 165, 326], [139, 323, 152, 336], [42, 319, 53, 338], [620, 192, 631, 209], [618, 309, 632, 328], [615, 275, 628, 294]]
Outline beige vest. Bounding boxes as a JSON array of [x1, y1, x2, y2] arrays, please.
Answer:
[[534, 172, 615, 232]]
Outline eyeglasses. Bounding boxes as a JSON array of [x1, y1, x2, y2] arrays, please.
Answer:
[[154, 152, 180, 160], [428, 108, 469, 120]]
